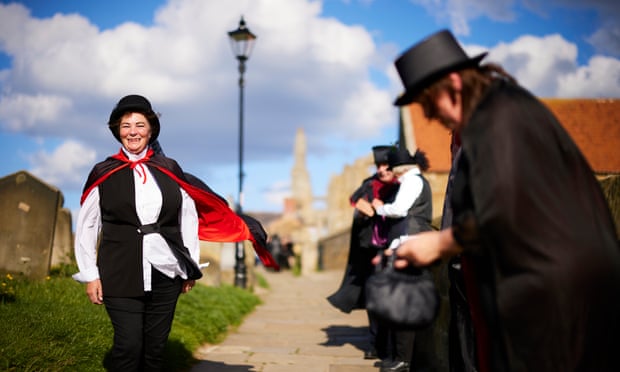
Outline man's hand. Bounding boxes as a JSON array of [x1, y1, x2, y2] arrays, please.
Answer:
[[386, 229, 462, 268], [355, 199, 375, 216]]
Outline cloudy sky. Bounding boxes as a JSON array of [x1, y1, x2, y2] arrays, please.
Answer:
[[0, 0, 619, 223]]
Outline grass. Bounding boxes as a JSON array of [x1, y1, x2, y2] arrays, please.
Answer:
[[0, 265, 262, 371]]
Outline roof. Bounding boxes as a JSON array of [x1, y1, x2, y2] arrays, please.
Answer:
[[406, 98, 620, 173]]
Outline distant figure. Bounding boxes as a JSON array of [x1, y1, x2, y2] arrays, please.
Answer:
[[268, 234, 292, 270], [328, 145, 399, 361], [391, 29, 620, 371], [371, 146, 433, 372]]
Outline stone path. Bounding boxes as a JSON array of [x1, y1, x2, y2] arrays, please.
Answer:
[[190, 267, 378, 372]]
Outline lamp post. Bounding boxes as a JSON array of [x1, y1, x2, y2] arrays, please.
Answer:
[[228, 16, 257, 288]]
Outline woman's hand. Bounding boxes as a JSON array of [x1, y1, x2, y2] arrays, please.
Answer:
[[86, 279, 103, 305], [182, 280, 196, 294]]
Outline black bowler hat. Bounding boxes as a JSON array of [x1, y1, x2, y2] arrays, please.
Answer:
[[393, 29, 487, 106], [372, 145, 394, 165], [108, 95, 160, 143]]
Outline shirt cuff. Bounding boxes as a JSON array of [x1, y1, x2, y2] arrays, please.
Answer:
[[376, 205, 386, 216], [72, 267, 100, 283]]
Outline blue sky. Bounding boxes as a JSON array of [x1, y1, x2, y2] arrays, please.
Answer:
[[1, 0, 619, 224]]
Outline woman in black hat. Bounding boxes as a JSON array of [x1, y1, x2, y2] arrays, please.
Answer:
[[73, 95, 278, 371], [390, 30, 620, 372]]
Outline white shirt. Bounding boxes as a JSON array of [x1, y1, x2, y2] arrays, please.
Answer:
[[72, 147, 200, 291], [375, 166, 423, 218]]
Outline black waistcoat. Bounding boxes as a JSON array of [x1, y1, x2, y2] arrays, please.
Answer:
[[97, 166, 182, 297], [388, 174, 433, 241]]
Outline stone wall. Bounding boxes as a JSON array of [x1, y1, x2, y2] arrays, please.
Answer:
[[318, 226, 351, 271], [198, 241, 257, 289], [599, 174, 620, 236]]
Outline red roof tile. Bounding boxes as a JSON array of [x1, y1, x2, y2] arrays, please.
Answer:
[[406, 99, 620, 173]]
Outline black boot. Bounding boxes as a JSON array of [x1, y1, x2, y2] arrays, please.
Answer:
[[380, 360, 410, 372]]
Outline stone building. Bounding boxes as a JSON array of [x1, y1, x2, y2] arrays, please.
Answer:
[[266, 128, 328, 274]]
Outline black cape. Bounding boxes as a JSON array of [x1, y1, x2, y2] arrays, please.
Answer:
[[82, 149, 279, 270], [327, 175, 399, 313], [451, 79, 620, 371]]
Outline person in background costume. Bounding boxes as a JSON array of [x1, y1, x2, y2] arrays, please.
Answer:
[[327, 145, 399, 361], [390, 29, 620, 371], [73, 95, 277, 371], [371, 147, 433, 372]]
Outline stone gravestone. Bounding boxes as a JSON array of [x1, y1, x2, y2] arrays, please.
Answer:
[[51, 207, 73, 267], [0, 170, 63, 280]]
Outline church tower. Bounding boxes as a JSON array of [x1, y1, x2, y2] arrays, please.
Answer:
[[291, 128, 314, 223]]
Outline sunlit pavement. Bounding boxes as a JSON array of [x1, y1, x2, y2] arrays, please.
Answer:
[[191, 267, 378, 372]]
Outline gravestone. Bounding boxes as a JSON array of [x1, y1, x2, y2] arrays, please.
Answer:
[[51, 207, 73, 267], [0, 171, 63, 280]]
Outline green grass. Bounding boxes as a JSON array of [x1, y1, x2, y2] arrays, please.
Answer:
[[0, 266, 261, 372], [254, 271, 269, 289]]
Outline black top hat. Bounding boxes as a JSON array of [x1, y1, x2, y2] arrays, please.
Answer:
[[108, 95, 160, 144], [393, 29, 487, 106], [372, 145, 394, 165], [388, 147, 415, 167], [388, 147, 430, 171]]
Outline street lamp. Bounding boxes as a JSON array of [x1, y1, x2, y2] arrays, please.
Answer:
[[228, 16, 257, 288]]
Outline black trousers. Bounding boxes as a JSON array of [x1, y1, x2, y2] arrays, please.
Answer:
[[103, 268, 183, 372], [389, 327, 416, 363], [368, 311, 390, 359]]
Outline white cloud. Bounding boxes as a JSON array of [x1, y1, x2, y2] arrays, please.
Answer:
[[0, 0, 395, 212], [557, 55, 620, 97], [537, 0, 620, 57], [413, 0, 620, 59], [0, 0, 619, 213], [587, 25, 620, 57], [0, 93, 72, 132], [481, 33, 620, 97], [485, 34, 578, 97], [412, 0, 517, 36], [29, 140, 97, 188], [338, 81, 394, 138]]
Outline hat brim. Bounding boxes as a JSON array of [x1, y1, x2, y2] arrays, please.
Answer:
[[394, 52, 487, 106], [109, 103, 152, 123]]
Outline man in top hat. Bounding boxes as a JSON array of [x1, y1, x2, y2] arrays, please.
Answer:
[[327, 145, 399, 361], [370, 146, 434, 372], [389, 29, 620, 371]]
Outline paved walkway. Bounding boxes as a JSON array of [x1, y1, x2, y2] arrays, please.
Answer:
[[190, 267, 378, 372]]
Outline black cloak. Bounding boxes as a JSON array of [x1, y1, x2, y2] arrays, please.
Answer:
[[451, 79, 620, 371], [327, 175, 399, 313], [81, 148, 278, 270]]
